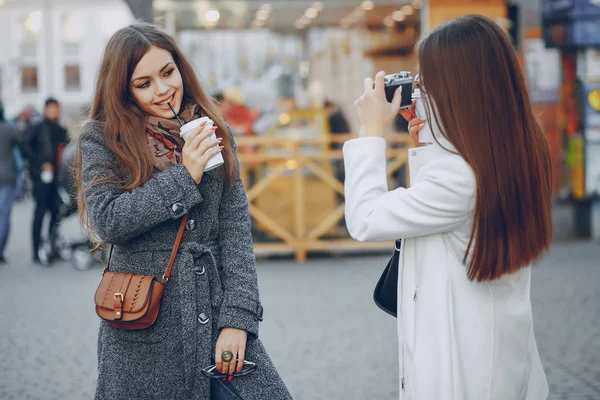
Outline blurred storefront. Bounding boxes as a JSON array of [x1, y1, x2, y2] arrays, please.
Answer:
[[145, 0, 548, 259], [541, 0, 600, 240], [0, 0, 135, 127], [1, 0, 574, 257]]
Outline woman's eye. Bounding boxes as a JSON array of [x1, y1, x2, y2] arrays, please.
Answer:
[[138, 81, 150, 89], [165, 69, 174, 76]]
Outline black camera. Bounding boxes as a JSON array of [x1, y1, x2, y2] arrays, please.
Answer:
[[384, 71, 413, 109]]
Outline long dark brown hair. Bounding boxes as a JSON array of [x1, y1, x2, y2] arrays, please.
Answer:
[[74, 22, 236, 228], [418, 15, 552, 281]]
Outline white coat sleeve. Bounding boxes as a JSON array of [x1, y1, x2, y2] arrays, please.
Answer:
[[343, 137, 476, 242]]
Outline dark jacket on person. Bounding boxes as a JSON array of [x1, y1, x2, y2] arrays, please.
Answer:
[[78, 122, 292, 400], [329, 109, 350, 151], [23, 119, 68, 181], [0, 122, 22, 185], [328, 109, 350, 134]]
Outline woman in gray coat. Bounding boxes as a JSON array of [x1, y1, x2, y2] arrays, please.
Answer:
[[75, 22, 292, 400]]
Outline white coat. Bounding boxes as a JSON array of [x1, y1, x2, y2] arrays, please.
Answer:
[[343, 136, 549, 400]]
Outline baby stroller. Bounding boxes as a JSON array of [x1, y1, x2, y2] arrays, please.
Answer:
[[53, 141, 107, 270]]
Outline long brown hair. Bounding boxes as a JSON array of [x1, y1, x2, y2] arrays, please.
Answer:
[[418, 15, 552, 281], [74, 22, 236, 227]]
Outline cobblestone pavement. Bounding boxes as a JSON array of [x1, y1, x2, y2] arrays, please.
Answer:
[[0, 200, 598, 400]]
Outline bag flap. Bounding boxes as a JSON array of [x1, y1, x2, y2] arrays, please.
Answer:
[[95, 272, 155, 313]]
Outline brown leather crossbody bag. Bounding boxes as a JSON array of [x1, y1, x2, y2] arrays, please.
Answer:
[[94, 215, 188, 330]]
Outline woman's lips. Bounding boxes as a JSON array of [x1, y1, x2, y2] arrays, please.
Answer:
[[156, 93, 175, 109]]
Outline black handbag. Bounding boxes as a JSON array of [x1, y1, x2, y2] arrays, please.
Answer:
[[373, 240, 401, 318]]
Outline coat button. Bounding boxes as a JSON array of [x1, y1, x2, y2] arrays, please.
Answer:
[[198, 313, 209, 324], [411, 150, 417, 156], [186, 219, 196, 231], [171, 202, 184, 213], [194, 265, 206, 276]]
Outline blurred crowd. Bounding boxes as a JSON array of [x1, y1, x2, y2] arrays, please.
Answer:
[[0, 98, 69, 266]]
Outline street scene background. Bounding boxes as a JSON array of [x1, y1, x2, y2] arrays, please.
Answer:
[[1, 200, 599, 400], [1, 0, 600, 399]]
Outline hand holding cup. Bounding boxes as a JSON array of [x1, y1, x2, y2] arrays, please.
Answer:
[[181, 119, 223, 184]]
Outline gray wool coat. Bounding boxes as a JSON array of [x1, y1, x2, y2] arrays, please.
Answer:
[[79, 122, 292, 400]]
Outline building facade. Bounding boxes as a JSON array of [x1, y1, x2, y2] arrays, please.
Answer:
[[0, 0, 134, 126]]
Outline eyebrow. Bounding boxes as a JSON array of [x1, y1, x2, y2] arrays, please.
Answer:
[[131, 62, 174, 83]]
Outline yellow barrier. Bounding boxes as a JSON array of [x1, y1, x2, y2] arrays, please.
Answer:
[[235, 133, 413, 262]]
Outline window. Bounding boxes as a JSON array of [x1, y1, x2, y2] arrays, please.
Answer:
[[17, 11, 41, 94], [64, 65, 80, 91], [62, 12, 82, 92], [21, 66, 38, 92]]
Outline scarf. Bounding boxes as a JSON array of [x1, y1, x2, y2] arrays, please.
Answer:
[[146, 104, 203, 171]]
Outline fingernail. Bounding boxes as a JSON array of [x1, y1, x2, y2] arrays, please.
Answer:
[[219, 146, 224, 150], [419, 123, 425, 127], [228, 375, 233, 382], [201, 121, 206, 126], [217, 137, 223, 142], [222, 377, 226, 382], [211, 127, 218, 131]]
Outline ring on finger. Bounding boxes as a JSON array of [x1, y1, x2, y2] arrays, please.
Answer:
[[221, 350, 234, 362]]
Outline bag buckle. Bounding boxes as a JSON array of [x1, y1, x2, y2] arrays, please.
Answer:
[[113, 293, 124, 319]]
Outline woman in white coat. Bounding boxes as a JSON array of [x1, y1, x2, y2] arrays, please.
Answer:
[[344, 15, 551, 400]]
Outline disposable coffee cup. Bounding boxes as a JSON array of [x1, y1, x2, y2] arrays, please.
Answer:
[[411, 88, 434, 144], [180, 116, 224, 172], [40, 170, 54, 184]]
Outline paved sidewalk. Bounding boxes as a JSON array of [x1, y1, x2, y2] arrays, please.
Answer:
[[0, 200, 598, 400]]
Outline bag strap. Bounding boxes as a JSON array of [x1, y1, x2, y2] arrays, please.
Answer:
[[161, 214, 189, 283], [103, 214, 189, 284]]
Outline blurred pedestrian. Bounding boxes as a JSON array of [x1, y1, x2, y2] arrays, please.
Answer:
[[325, 99, 350, 137], [74, 22, 291, 400], [23, 98, 68, 265], [345, 15, 551, 399], [14, 105, 42, 131], [0, 102, 22, 264], [219, 86, 259, 137], [325, 99, 351, 187]]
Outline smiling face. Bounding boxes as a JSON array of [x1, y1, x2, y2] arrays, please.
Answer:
[[130, 45, 184, 118]]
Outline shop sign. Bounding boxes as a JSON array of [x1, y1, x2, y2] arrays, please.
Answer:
[[573, 0, 600, 18], [543, 19, 600, 47], [573, 19, 600, 46], [542, 0, 574, 21], [542, 0, 600, 21]]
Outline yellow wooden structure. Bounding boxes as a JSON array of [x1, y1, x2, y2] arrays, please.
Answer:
[[235, 113, 413, 262]]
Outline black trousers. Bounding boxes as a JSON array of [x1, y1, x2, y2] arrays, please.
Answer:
[[32, 180, 59, 260]]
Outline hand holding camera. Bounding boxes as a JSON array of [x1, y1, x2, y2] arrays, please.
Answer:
[[355, 71, 404, 138]]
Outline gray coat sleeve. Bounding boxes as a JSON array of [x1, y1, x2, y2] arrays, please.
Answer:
[[216, 132, 263, 339], [79, 123, 203, 244]]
